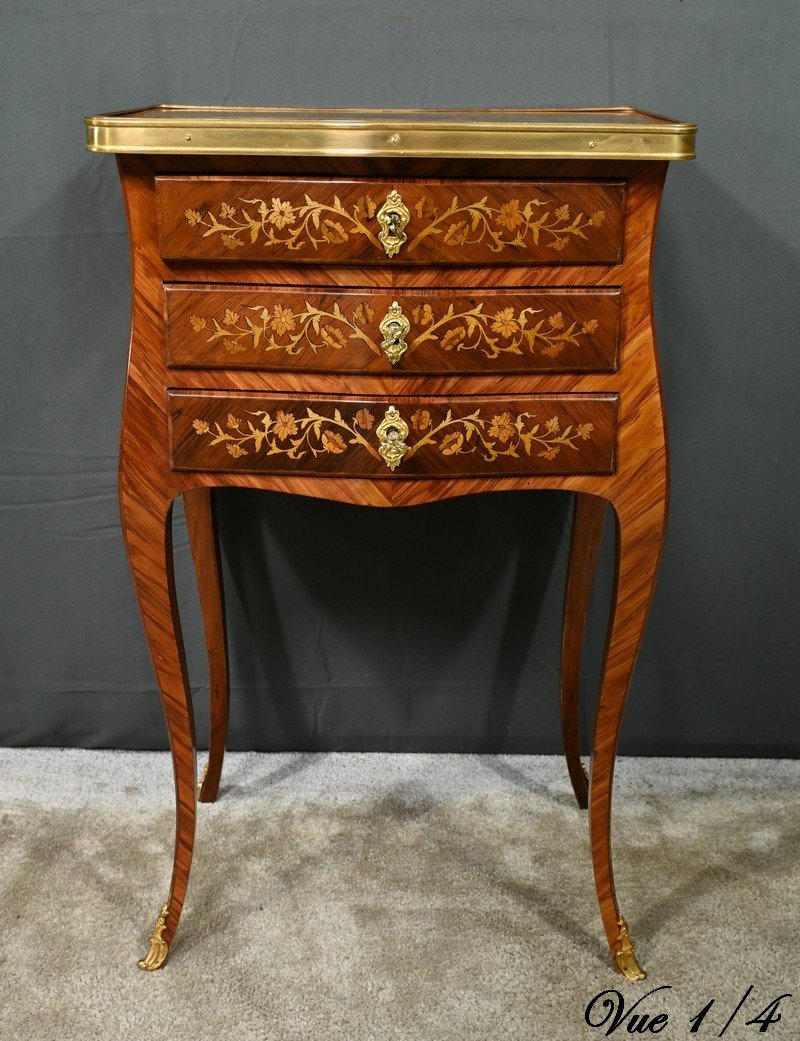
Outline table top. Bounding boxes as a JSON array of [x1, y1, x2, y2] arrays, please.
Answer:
[[85, 105, 696, 160]]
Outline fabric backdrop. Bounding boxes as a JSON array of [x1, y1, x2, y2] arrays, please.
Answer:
[[1, 1, 798, 755]]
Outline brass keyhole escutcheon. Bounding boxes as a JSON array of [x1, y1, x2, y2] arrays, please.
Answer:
[[379, 301, 410, 365], [376, 189, 411, 257], [376, 406, 410, 471]]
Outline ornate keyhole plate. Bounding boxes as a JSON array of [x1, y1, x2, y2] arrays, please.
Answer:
[[379, 301, 411, 364], [376, 406, 410, 471], [376, 189, 411, 257]]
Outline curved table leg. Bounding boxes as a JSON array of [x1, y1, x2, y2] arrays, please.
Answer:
[[184, 488, 230, 804], [120, 475, 196, 971], [560, 492, 607, 809], [590, 480, 668, 981]]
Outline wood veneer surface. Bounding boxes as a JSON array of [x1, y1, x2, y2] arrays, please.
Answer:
[[114, 145, 672, 980]]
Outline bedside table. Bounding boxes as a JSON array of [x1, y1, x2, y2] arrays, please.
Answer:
[[85, 105, 696, 978]]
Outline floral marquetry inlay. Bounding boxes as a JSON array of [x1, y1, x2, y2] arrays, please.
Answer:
[[192, 407, 379, 461], [408, 195, 605, 254], [186, 301, 602, 363], [183, 192, 606, 256], [190, 405, 595, 469], [184, 194, 382, 252], [409, 303, 600, 360], [188, 301, 380, 358]]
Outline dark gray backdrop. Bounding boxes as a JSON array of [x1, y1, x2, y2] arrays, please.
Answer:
[[2, 1, 798, 756]]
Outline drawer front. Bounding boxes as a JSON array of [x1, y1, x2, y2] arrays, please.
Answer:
[[170, 392, 617, 477], [157, 177, 625, 266], [166, 285, 621, 374]]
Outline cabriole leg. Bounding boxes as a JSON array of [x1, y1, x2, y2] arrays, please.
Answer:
[[560, 492, 607, 809], [184, 488, 230, 803], [120, 476, 197, 971], [589, 483, 667, 980]]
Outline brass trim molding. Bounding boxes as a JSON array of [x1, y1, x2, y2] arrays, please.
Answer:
[[85, 106, 696, 160]]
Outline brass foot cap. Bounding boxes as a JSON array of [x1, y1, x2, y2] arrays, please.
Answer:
[[137, 904, 170, 971], [614, 916, 646, 981], [197, 762, 218, 802]]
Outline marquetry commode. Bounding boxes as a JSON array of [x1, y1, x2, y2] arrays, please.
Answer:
[[85, 106, 696, 978]]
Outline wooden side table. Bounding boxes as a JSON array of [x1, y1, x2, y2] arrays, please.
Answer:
[[85, 106, 696, 978]]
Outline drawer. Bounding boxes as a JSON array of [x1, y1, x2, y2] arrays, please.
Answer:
[[157, 177, 625, 266], [169, 392, 617, 477], [165, 285, 621, 374]]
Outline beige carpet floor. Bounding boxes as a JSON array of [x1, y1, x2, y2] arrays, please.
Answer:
[[1, 750, 798, 1040]]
